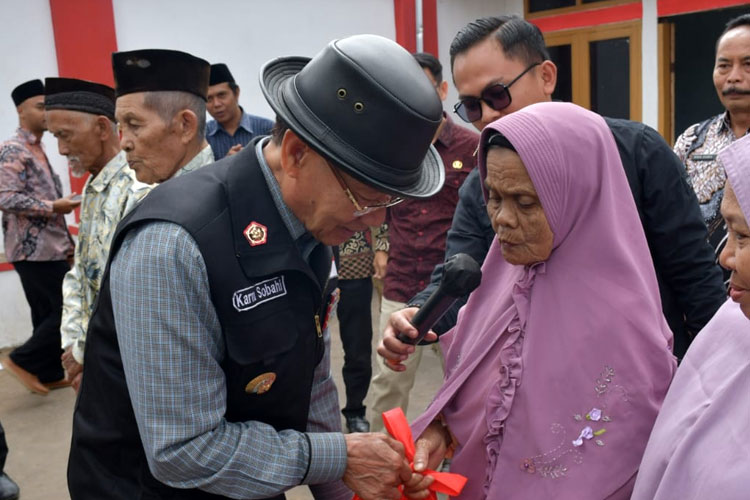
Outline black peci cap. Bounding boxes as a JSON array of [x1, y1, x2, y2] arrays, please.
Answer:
[[209, 63, 235, 86], [44, 77, 116, 120], [112, 49, 210, 100], [12, 79, 44, 107]]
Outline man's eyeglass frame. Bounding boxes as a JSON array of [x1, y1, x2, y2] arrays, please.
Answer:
[[325, 160, 404, 217]]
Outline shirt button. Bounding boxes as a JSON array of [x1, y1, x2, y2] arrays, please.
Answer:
[[418, 256, 423, 262], [421, 209, 427, 215], [419, 280, 425, 286], [417, 231, 424, 236]]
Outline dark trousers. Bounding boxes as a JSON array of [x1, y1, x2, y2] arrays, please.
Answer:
[[336, 278, 373, 418], [10, 260, 68, 383], [0, 420, 7, 473]]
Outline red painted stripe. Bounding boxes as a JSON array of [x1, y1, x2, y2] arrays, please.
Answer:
[[423, 0, 439, 57], [0, 263, 14, 273], [394, 0, 417, 52], [531, 3, 643, 33], [658, 0, 749, 17], [68, 224, 79, 236], [48, 0, 118, 222]]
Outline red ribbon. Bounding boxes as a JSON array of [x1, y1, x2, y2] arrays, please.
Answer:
[[352, 408, 467, 500]]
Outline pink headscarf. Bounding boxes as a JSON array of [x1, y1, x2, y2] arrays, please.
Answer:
[[632, 133, 750, 500], [412, 102, 676, 499]]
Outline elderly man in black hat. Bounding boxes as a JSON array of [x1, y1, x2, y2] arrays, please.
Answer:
[[0, 79, 78, 395], [68, 35, 444, 500], [44, 77, 152, 393], [113, 49, 214, 184], [206, 63, 274, 159]]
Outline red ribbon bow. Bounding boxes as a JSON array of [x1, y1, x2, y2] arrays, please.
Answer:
[[353, 408, 467, 500]]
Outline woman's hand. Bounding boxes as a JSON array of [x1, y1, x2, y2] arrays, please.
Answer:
[[377, 307, 437, 371], [402, 420, 451, 498]]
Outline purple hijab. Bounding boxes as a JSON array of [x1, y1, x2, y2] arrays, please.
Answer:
[[633, 133, 750, 500], [412, 102, 676, 499]]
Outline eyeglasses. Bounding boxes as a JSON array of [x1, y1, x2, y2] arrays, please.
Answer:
[[453, 62, 541, 123], [325, 160, 404, 217]]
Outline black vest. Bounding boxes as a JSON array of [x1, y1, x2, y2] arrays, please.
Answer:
[[68, 144, 335, 499]]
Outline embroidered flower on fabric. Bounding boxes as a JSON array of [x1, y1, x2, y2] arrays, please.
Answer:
[[519, 365, 629, 480]]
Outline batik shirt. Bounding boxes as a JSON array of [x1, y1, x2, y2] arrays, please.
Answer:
[[674, 111, 749, 232], [0, 127, 74, 262], [61, 150, 152, 364]]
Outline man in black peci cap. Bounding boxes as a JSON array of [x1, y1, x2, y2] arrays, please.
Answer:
[[68, 35, 444, 500], [44, 77, 151, 393], [206, 63, 273, 159], [112, 48, 215, 184], [0, 79, 77, 395]]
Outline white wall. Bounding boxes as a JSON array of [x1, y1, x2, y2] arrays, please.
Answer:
[[113, 0, 396, 121], [641, 0, 659, 130], [0, 0, 72, 348]]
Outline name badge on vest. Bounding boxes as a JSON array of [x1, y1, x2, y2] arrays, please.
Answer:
[[232, 276, 287, 312]]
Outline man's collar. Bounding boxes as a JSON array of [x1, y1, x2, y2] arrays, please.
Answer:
[[435, 112, 455, 148], [88, 150, 128, 192], [206, 107, 252, 137], [173, 145, 214, 179], [722, 110, 750, 137], [16, 127, 41, 145]]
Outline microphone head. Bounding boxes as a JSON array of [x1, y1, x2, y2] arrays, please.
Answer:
[[441, 253, 482, 297]]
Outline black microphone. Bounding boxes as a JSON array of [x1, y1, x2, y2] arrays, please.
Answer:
[[397, 253, 482, 345]]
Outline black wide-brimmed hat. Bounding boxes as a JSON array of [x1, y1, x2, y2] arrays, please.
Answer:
[[112, 49, 210, 100], [44, 77, 116, 120], [12, 79, 44, 107], [260, 34, 445, 199]]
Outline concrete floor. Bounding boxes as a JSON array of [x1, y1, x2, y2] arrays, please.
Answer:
[[0, 289, 444, 499]]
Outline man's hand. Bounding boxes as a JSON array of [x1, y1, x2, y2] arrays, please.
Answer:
[[52, 193, 81, 214], [62, 347, 83, 392], [343, 432, 412, 500], [373, 250, 388, 280], [403, 421, 451, 499], [226, 144, 243, 156], [377, 307, 437, 371]]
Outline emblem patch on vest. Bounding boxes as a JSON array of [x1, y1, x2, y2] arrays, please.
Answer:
[[232, 276, 287, 311], [243, 221, 268, 246], [245, 372, 276, 394]]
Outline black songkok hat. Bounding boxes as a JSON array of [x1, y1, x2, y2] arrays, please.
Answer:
[[209, 63, 235, 86], [12, 79, 44, 107], [112, 49, 210, 100], [44, 77, 116, 121]]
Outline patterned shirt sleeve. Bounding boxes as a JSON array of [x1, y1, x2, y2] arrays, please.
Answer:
[[672, 123, 698, 164], [111, 221, 346, 498], [60, 260, 86, 360], [305, 326, 351, 499], [374, 222, 389, 253], [0, 142, 54, 216]]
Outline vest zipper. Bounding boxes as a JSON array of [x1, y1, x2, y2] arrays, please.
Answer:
[[314, 314, 323, 338]]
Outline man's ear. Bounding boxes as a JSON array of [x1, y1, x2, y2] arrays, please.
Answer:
[[234, 85, 241, 100], [176, 109, 199, 144], [279, 129, 313, 180], [437, 80, 449, 102], [539, 60, 557, 98], [95, 116, 113, 141]]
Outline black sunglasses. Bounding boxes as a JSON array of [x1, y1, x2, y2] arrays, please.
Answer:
[[453, 62, 541, 123]]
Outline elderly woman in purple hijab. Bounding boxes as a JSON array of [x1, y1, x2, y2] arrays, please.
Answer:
[[401, 102, 676, 499], [632, 134, 750, 500]]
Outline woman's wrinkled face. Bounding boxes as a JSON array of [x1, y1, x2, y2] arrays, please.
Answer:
[[719, 183, 750, 318], [485, 147, 554, 266]]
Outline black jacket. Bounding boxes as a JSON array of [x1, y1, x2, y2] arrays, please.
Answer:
[[411, 117, 726, 358]]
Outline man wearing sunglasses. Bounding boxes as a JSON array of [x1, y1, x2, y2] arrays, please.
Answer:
[[379, 15, 726, 369]]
